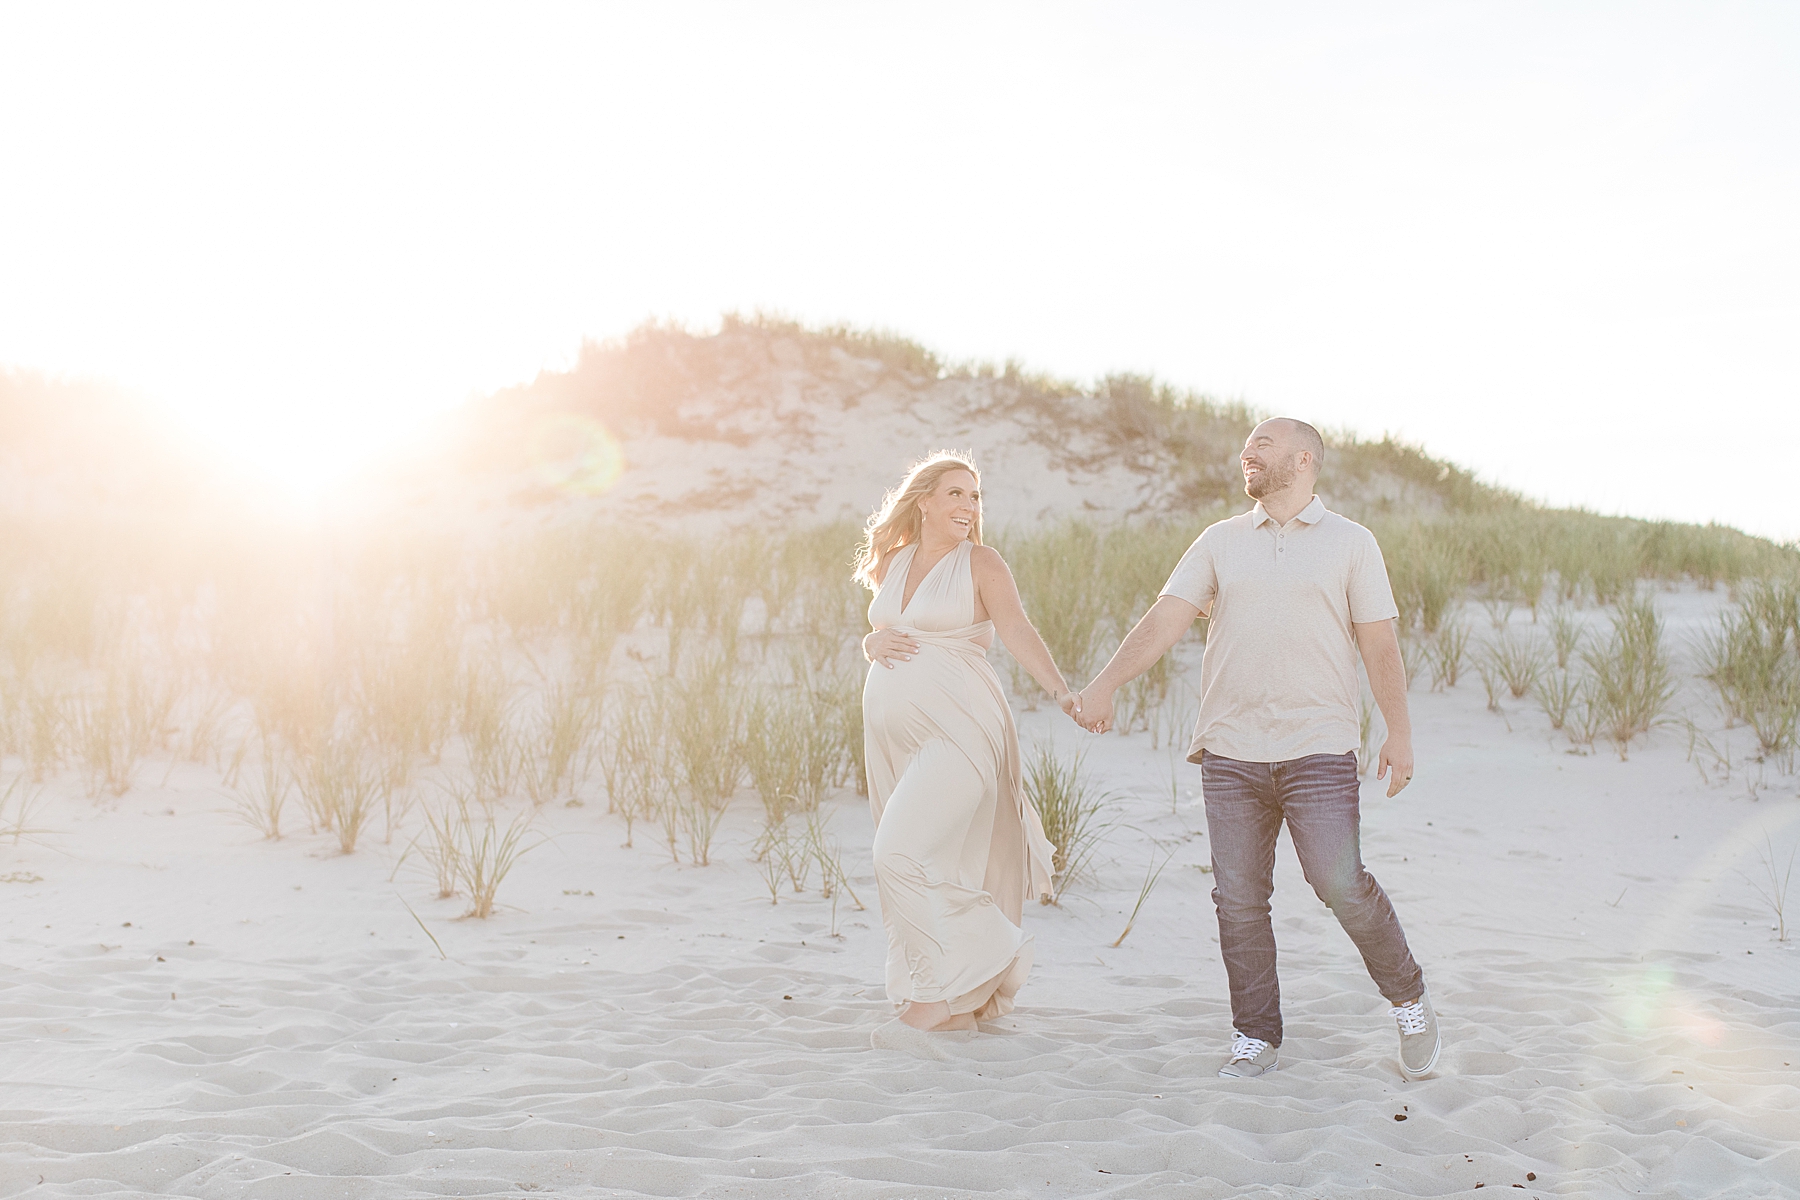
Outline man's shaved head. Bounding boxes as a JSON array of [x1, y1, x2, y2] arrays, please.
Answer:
[[1273, 418, 1325, 470]]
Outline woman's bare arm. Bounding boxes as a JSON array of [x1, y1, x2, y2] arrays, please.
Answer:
[[970, 545, 1071, 702]]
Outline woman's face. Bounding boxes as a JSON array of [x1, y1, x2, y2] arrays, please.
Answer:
[[918, 469, 980, 542]]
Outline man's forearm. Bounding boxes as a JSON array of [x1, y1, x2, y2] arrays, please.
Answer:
[[1089, 597, 1197, 694], [1361, 630, 1412, 739]]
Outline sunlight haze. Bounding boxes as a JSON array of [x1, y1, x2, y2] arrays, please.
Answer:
[[1, 2, 1794, 534]]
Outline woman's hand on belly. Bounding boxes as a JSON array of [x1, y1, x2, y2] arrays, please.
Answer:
[[864, 627, 921, 669]]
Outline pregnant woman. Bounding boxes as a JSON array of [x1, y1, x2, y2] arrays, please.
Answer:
[[855, 452, 1072, 1051]]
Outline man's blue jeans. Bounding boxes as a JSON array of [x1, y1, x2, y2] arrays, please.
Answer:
[[1200, 749, 1423, 1048]]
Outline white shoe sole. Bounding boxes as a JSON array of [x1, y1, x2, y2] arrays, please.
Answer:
[[1218, 1061, 1278, 1079], [1399, 1032, 1441, 1079]]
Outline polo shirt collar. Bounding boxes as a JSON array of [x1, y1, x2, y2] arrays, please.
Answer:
[[1250, 495, 1326, 527]]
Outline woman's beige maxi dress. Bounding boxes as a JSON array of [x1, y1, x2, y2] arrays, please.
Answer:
[[863, 540, 1056, 1019]]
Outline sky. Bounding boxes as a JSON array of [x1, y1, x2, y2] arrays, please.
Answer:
[[1, 2, 1795, 538]]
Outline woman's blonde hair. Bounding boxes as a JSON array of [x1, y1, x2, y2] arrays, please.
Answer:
[[853, 451, 983, 590]]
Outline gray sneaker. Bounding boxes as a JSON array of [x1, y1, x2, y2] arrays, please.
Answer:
[[1218, 1031, 1278, 1078], [1392, 988, 1441, 1079]]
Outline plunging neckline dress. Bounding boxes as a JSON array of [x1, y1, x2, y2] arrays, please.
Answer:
[[863, 540, 1055, 1019]]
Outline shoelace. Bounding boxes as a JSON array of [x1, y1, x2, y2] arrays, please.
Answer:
[[1228, 1031, 1271, 1062], [1391, 1000, 1429, 1036]]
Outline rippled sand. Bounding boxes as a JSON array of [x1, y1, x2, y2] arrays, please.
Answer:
[[3, 596, 1796, 1199]]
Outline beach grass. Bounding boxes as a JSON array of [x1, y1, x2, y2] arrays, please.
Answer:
[[1739, 832, 1794, 943], [1533, 669, 1582, 732], [0, 773, 51, 844], [449, 794, 541, 919], [1111, 845, 1174, 948], [1548, 605, 1584, 669], [1485, 631, 1547, 700], [1582, 595, 1677, 760], [1698, 578, 1800, 759], [413, 793, 467, 900], [1022, 742, 1111, 904], [227, 738, 290, 840], [1427, 621, 1472, 691], [0, 481, 1794, 914], [296, 737, 385, 854]]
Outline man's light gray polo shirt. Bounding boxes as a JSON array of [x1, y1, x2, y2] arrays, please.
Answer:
[[1160, 495, 1399, 764]]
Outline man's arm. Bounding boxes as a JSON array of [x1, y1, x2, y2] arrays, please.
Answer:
[[1355, 617, 1414, 797], [1074, 595, 1203, 732]]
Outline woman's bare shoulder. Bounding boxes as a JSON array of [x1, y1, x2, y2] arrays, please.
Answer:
[[871, 542, 910, 587], [969, 543, 1011, 577]]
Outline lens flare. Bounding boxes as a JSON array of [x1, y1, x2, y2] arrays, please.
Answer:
[[1618, 964, 1726, 1047], [1613, 808, 1800, 1056], [527, 412, 626, 496]]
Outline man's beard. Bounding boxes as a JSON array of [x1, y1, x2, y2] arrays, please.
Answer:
[[1244, 457, 1296, 499]]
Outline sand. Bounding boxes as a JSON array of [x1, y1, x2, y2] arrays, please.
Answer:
[[2, 588, 1797, 1199]]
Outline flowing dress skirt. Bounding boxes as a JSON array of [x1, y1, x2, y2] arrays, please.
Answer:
[[863, 546, 1054, 1018]]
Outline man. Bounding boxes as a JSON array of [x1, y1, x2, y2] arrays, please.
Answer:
[[1070, 417, 1439, 1080]]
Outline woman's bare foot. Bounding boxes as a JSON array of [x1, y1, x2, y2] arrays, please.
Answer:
[[897, 1001, 977, 1032]]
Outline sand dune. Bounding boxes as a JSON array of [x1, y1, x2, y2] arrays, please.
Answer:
[[2, 588, 1796, 1199]]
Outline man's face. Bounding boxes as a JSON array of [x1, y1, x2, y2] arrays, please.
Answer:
[[1241, 423, 1299, 500]]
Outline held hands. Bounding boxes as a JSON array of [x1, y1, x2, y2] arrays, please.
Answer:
[[863, 628, 920, 669], [1070, 687, 1115, 734], [1376, 734, 1415, 798]]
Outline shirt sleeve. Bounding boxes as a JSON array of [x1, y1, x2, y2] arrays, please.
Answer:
[[1349, 527, 1401, 623], [1160, 530, 1218, 616]]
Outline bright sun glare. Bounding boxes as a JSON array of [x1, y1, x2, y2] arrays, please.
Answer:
[[164, 380, 426, 511], [211, 423, 365, 510], [2, 5, 1796, 536]]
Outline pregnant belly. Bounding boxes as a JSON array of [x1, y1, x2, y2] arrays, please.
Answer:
[[863, 656, 932, 738], [863, 647, 1004, 747]]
